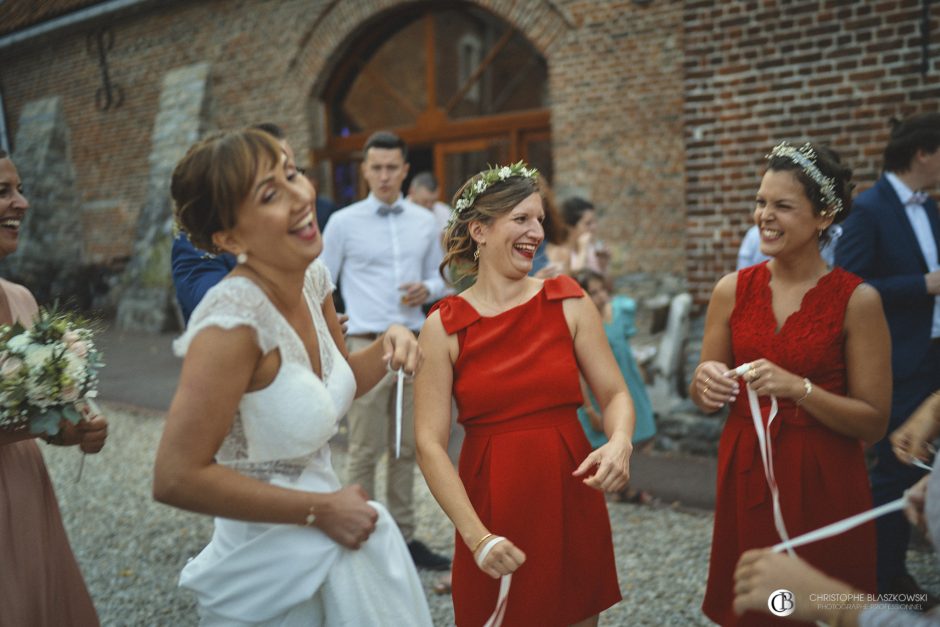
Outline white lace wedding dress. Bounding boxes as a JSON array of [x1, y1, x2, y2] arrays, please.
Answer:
[[172, 260, 432, 626]]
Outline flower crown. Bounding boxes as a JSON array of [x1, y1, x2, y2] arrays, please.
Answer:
[[766, 142, 844, 216], [450, 161, 539, 223]]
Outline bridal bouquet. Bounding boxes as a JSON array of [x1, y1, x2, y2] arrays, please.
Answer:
[[0, 308, 102, 437]]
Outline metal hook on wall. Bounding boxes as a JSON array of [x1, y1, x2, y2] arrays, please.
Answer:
[[86, 27, 124, 111]]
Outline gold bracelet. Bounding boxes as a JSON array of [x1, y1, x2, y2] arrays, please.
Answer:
[[470, 532, 494, 555], [797, 378, 812, 405]]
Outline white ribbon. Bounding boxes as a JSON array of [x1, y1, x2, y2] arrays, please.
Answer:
[[394, 367, 404, 459], [911, 457, 934, 472], [735, 364, 929, 592], [908, 443, 936, 472], [771, 495, 908, 554], [75, 397, 102, 482], [475, 536, 511, 627], [767, 450, 932, 551], [735, 361, 913, 627], [733, 362, 795, 556]]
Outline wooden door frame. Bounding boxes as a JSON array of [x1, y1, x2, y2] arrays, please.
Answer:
[[314, 6, 551, 205]]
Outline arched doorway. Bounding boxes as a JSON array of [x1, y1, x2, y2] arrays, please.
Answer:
[[315, 2, 552, 208]]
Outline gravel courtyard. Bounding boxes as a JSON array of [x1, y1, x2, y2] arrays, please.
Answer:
[[44, 405, 938, 626]]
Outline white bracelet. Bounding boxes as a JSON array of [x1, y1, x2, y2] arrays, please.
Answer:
[[797, 378, 812, 405], [304, 504, 317, 526], [475, 535, 506, 568]]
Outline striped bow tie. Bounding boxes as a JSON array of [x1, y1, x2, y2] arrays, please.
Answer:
[[377, 204, 403, 216]]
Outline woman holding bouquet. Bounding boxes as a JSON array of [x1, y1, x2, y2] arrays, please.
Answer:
[[153, 129, 431, 625], [0, 150, 108, 626]]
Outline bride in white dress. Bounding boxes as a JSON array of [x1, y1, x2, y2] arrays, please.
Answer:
[[153, 128, 432, 626]]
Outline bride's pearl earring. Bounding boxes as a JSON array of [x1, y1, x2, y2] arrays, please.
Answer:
[[237, 252, 248, 264]]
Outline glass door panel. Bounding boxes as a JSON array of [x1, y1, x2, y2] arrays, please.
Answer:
[[437, 137, 510, 204]]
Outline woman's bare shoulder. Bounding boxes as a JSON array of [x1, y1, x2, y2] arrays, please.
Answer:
[[0, 278, 38, 322]]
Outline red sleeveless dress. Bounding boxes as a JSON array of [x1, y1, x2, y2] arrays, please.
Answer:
[[432, 275, 621, 626], [702, 262, 876, 626]]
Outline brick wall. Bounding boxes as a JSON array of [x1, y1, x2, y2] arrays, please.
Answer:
[[0, 0, 325, 261], [8, 0, 931, 310], [684, 0, 940, 305], [550, 0, 687, 280], [0, 0, 687, 296]]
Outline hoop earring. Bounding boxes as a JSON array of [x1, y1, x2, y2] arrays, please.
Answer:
[[237, 252, 248, 264]]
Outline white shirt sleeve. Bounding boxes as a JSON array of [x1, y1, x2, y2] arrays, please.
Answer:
[[421, 227, 447, 302], [320, 215, 345, 288], [737, 225, 761, 270]]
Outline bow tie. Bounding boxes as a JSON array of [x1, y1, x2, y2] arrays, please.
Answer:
[[377, 204, 403, 216], [907, 191, 930, 206]]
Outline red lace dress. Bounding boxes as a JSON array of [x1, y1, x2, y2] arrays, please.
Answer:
[[702, 262, 876, 626], [432, 275, 621, 626]]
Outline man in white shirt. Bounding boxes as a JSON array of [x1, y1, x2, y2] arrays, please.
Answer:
[[321, 131, 450, 570], [837, 112, 940, 601]]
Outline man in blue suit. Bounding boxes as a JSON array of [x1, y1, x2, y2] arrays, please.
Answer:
[[836, 112, 940, 598]]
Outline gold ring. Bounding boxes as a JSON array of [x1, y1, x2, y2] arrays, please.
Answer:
[[703, 386, 710, 396], [704, 376, 712, 385]]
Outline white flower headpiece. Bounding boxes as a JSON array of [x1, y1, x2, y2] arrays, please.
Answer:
[[766, 142, 844, 216], [449, 161, 539, 225]]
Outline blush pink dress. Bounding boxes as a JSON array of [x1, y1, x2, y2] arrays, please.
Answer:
[[0, 278, 100, 626]]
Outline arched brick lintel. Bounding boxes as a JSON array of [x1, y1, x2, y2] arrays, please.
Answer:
[[291, 0, 571, 104]]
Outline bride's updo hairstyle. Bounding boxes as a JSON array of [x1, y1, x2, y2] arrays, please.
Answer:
[[765, 141, 854, 246], [171, 128, 282, 253], [441, 163, 539, 280]]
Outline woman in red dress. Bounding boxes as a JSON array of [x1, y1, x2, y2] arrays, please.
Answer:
[[693, 142, 891, 626], [415, 164, 634, 626]]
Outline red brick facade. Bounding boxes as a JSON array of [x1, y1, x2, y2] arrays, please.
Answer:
[[0, 0, 937, 304], [684, 0, 940, 302]]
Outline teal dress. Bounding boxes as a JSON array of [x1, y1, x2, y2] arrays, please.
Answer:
[[578, 296, 656, 448]]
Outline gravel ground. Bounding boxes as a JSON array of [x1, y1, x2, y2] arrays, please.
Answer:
[[44, 405, 939, 626]]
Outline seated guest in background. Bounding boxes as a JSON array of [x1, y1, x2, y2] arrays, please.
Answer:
[[576, 269, 657, 504], [547, 196, 610, 275]]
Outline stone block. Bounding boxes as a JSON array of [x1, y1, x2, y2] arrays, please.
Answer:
[[116, 62, 209, 332]]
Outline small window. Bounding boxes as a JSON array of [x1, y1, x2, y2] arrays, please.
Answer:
[[457, 34, 482, 102]]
